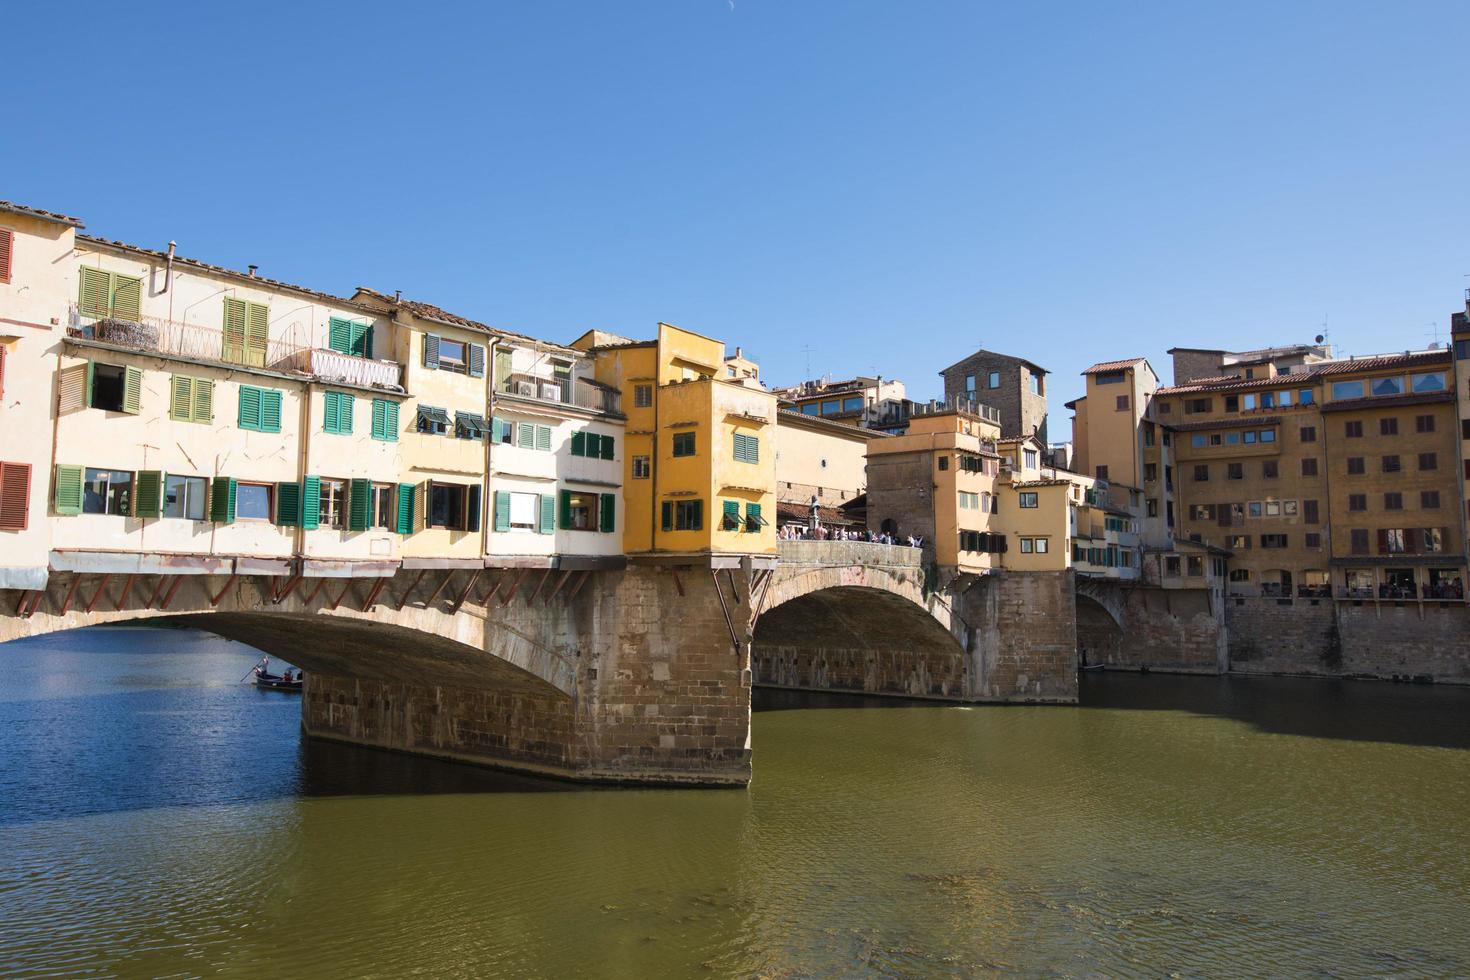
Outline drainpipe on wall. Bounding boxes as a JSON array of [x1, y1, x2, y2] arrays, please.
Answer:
[[483, 336, 496, 559], [295, 381, 313, 567]]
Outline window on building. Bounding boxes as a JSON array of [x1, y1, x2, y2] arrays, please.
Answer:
[[1227, 462, 1243, 480], [1228, 535, 1251, 550], [1262, 460, 1278, 479], [322, 391, 355, 435], [1423, 528, 1445, 553], [1384, 492, 1403, 511], [1345, 420, 1364, 438], [1165, 556, 1181, 576], [1299, 388, 1315, 405], [429, 482, 468, 530], [1350, 529, 1370, 555], [1116, 394, 1129, 411], [1185, 398, 1211, 414], [632, 456, 651, 479], [1224, 395, 1239, 412], [416, 405, 451, 435], [371, 483, 395, 529], [0, 229, 11, 286], [327, 317, 373, 358], [1261, 534, 1287, 549], [937, 456, 949, 472], [1333, 380, 1366, 401], [819, 399, 841, 415], [436, 338, 468, 374], [1248, 501, 1263, 518], [1380, 417, 1398, 436], [1348, 493, 1367, 512], [672, 432, 696, 457], [508, 491, 540, 531], [1382, 455, 1401, 474], [1023, 449, 1038, 469], [1146, 498, 1158, 517], [564, 492, 599, 530], [1304, 532, 1323, 549], [1095, 465, 1108, 480], [1422, 490, 1441, 509], [988, 371, 1000, 388], [236, 482, 272, 521], [1193, 464, 1209, 482], [1018, 492, 1039, 508], [82, 468, 132, 515], [1347, 457, 1365, 475], [1381, 528, 1406, 554], [1264, 500, 1281, 517], [733, 433, 760, 463], [78, 267, 143, 321], [90, 363, 130, 413], [1190, 504, 1214, 521], [1301, 458, 1318, 477], [1144, 463, 1157, 482], [1418, 452, 1437, 471], [1415, 414, 1435, 433], [965, 374, 976, 392], [661, 499, 703, 531], [163, 475, 207, 521], [319, 479, 347, 528], [1228, 568, 1251, 582], [1300, 425, 1316, 442], [1409, 372, 1445, 393], [633, 384, 653, 408]]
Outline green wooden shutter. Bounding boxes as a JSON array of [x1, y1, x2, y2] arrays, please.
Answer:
[[322, 391, 339, 433], [348, 478, 371, 531], [112, 275, 142, 321], [384, 401, 399, 440], [491, 417, 506, 442], [423, 333, 440, 369], [170, 375, 192, 421], [79, 267, 111, 317], [538, 494, 555, 534], [276, 482, 301, 526], [360, 323, 374, 359], [336, 393, 353, 434], [244, 302, 269, 367], [134, 471, 164, 518], [571, 430, 585, 457], [54, 465, 83, 515], [328, 317, 352, 354], [121, 366, 143, 415], [193, 378, 213, 422], [210, 477, 236, 524], [84, 361, 95, 408], [691, 500, 703, 530], [466, 485, 482, 532], [371, 399, 386, 440], [600, 434, 614, 460], [396, 482, 415, 534], [559, 489, 572, 529], [493, 490, 510, 531], [745, 502, 762, 533], [661, 501, 673, 532], [600, 493, 616, 533], [301, 475, 321, 530], [238, 386, 262, 430], [223, 298, 247, 364], [467, 343, 485, 378], [723, 499, 740, 530], [517, 422, 535, 447], [535, 425, 551, 451], [261, 390, 282, 433]]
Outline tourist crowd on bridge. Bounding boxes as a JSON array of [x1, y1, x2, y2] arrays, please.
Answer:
[[778, 524, 922, 548]]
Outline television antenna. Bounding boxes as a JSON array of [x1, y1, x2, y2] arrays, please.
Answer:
[[800, 345, 815, 379]]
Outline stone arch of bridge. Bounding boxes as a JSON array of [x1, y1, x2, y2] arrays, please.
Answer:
[[1074, 592, 1124, 667], [0, 577, 578, 700]]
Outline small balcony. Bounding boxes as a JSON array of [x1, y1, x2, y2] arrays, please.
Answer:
[[71, 305, 304, 369], [274, 347, 402, 391], [496, 371, 621, 414]]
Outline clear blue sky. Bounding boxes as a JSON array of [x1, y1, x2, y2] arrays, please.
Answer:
[[6, 1, 1467, 418]]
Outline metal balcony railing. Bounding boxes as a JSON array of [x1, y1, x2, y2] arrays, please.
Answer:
[[274, 347, 403, 390], [71, 305, 305, 369], [496, 372, 621, 414]]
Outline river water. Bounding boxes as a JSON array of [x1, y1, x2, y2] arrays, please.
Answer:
[[1, 627, 1468, 978]]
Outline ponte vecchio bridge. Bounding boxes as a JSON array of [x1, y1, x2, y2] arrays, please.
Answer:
[[0, 541, 1084, 785]]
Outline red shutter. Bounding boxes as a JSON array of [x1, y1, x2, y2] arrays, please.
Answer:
[[0, 229, 11, 284], [0, 461, 30, 530], [0, 343, 6, 400]]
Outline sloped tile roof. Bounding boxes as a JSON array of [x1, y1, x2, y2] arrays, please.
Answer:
[[0, 200, 85, 228], [1157, 349, 1450, 395], [1082, 357, 1147, 375]]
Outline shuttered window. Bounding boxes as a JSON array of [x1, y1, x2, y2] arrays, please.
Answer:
[[722, 499, 741, 530], [371, 399, 399, 441], [276, 482, 302, 526], [53, 464, 83, 515], [535, 424, 551, 452], [323, 391, 354, 434], [466, 485, 482, 533], [78, 268, 143, 320], [239, 384, 283, 432], [733, 433, 759, 463], [170, 374, 214, 423], [300, 475, 322, 530], [467, 343, 485, 378], [600, 493, 616, 533], [396, 482, 416, 534], [517, 422, 535, 448], [349, 478, 372, 532], [493, 490, 511, 531], [328, 317, 373, 358], [223, 298, 269, 367], [209, 478, 237, 524], [0, 344, 6, 400], [422, 333, 441, 369], [571, 431, 617, 459], [538, 494, 555, 534], [0, 461, 31, 530], [0, 228, 12, 284], [745, 502, 764, 533], [134, 470, 164, 518]]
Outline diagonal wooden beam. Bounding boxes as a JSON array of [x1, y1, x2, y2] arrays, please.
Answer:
[[527, 568, 553, 604], [710, 570, 741, 653], [303, 577, 329, 607], [451, 570, 481, 615], [396, 568, 429, 611], [361, 576, 389, 611], [84, 574, 113, 614], [481, 571, 505, 605], [726, 568, 742, 605], [423, 570, 457, 609], [544, 570, 573, 605], [566, 570, 592, 602], [145, 575, 167, 609], [671, 568, 685, 597], [208, 574, 237, 607], [114, 574, 137, 611], [15, 590, 32, 616], [500, 568, 528, 606], [329, 579, 355, 611], [158, 576, 185, 610], [273, 573, 304, 604], [58, 575, 84, 617], [24, 589, 44, 617]]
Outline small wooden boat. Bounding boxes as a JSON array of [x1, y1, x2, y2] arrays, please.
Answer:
[[252, 660, 304, 692]]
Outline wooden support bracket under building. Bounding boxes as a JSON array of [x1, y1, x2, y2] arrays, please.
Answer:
[[328, 580, 355, 611], [544, 570, 573, 605], [85, 574, 113, 614], [396, 569, 429, 611], [145, 575, 167, 609], [303, 577, 328, 607], [671, 568, 685, 597], [481, 571, 504, 605], [746, 568, 776, 636], [565, 570, 592, 603], [710, 570, 742, 653], [207, 574, 237, 608], [361, 576, 389, 612], [528, 569, 553, 605], [501, 568, 528, 606], [450, 571, 481, 615], [114, 574, 136, 611], [423, 570, 457, 609], [272, 573, 304, 604], [58, 574, 84, 617], [726, 568, 742, 605], [158, 577, 184, 610]]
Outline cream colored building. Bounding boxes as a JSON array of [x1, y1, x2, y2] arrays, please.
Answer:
[[773, 409, 879, 526]]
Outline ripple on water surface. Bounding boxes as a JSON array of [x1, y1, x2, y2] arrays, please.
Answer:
[[1, 629, 1468, 977]]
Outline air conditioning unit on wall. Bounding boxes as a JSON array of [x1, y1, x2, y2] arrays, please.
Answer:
[[516, 381, 537, 397], [540, 383, 562, 401]]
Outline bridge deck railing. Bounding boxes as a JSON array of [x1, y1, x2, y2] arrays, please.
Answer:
[[777, 540, 923, 567]]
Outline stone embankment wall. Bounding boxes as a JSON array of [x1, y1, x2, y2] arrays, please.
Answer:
[[1228, 597, 1470, 684], [1077, 586, 1225, 674]]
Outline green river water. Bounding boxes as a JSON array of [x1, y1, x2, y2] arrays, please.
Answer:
[[1, 626, 1468, 977]]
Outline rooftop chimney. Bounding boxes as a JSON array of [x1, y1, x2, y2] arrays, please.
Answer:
[[395, 289, 402, 303], [247, 265, 258, 278]]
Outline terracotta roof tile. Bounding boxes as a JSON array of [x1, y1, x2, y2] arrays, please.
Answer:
[[1167, 415, 1284, 432], [1317, 391, 1454, 413], [354, 287, 579, 353], [0, 200, 85, 228], [1157, 349, 1450, 395], [1082, 357, 1147, 375]]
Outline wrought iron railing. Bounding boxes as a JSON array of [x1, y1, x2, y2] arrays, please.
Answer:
[[70, 305, 303, 370], [496, 372, 621, 414]]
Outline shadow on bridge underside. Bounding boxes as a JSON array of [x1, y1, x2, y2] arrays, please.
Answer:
[[753, 585, 963, 658]]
